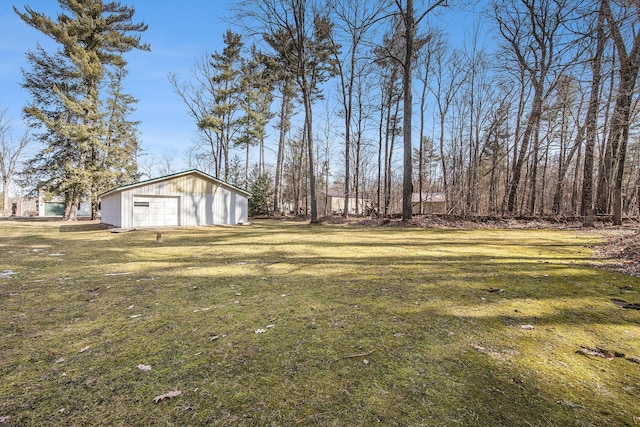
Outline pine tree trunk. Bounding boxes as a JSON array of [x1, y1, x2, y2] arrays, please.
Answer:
[[273, 89, 288, 214], [377, 100, 384, 214], [245, 142, 249, 188]]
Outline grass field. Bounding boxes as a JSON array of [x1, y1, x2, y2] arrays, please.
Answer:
[[0, 219, 639, 426]]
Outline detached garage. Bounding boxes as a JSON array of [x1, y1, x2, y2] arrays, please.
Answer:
[[99, 170, 250, 228]]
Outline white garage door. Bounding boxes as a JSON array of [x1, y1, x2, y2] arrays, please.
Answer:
[[133, 196, 179, 227]]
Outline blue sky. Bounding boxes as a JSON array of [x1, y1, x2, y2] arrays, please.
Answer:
[[2, 1, 236, 171], [2, 1, 488, 177]]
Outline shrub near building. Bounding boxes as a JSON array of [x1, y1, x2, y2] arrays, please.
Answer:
[[248, 172, 272, 217]]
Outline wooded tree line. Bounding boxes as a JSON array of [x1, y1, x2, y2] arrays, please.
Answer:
[[11, 0, 640, 224], [173, 0, 640, 225]]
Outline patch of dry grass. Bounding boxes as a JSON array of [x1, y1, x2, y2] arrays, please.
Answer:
[[0, 219, 639, 426]]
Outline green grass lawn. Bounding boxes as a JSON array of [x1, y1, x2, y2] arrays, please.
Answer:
[[0, 219, 638, 426]]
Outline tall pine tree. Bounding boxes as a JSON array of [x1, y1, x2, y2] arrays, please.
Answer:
[[238, 45, 274, 187], [202, 30, 244, 182], [15, 0, 149, 220], [95, 65, 142, 216], [20, 46, 84, 215]]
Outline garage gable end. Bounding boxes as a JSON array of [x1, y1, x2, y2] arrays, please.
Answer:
[[100, 170, 250, 228]]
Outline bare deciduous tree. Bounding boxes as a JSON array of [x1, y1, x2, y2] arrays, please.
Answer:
[[0, 110, 30, 217], [493, 0, 569, 215], [329, 0, 384, 217], [393, 0, 447, 221], [596, 0, 640, 225]]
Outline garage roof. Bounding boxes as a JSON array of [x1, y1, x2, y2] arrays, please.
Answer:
[[99, 169, 251, 198]]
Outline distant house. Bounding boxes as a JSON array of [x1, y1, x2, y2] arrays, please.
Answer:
[[4, 195, 37, 217], [412, 192, 446, 215], [38, 191, 91, 217], [99, 170, 250, 228], [317, 191, 371, 216]]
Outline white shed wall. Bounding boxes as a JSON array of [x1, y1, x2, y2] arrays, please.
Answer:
[[212, 186, 248, 225], [105, 173, 248, 228], [99, 192, 122, 227]]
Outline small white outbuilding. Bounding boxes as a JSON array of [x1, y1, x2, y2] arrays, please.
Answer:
[[99, 169, 250, 228]]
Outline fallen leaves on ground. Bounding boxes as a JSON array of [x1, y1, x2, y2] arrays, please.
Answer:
[[319, 215, 640, 278], [576, 347, 615, 360], [595, 229, 640, 277], [611, 299, 640, 310], [153, 390, 182, 403]]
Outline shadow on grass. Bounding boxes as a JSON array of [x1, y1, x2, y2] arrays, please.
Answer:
[[59, 223, 112, 232], [1, 219, 638, 425]]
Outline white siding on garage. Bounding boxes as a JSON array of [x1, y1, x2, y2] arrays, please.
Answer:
[[212, 186, 248, 225], [100, 192, 122, 227], [100, 170, 250, 228], [132, 196, 179, 227]]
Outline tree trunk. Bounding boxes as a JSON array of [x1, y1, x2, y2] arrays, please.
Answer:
[[438, 114, 448, 213], [386, 98, 400, 216], [273, 87, 289, 214], [418, 57, 430, 215], [245, 142, 250, 188], [508, 89, 543, 214], [377, 100, 384, 213], [355, 132, 361, 216], [582, 3, 605, 226], [571, 137, 582, 216], [260, 138, 265, 177], [554, 126, 584, 215], [303, 90, 318, 223], [601, 0, 640, 224], [401, 0, 415, 221], [2, 177, 9, 217]]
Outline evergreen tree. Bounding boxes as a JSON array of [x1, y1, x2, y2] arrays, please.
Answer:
[[94, 65, 142, 215], [260, 3, 339, 223], [238, 45, 274, 187], [20, 46, 84, 216], [248, 166, 273, 216], [200, 30, 244, 181], [227, 154, 244, 189], [15, 0, 149, 220]]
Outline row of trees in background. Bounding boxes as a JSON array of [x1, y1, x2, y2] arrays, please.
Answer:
[[171, 0, 640, 225], [5, 0, 640, 225]]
